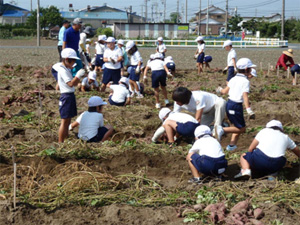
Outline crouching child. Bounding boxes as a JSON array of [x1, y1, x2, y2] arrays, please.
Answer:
[[108, 77, 131, 106]]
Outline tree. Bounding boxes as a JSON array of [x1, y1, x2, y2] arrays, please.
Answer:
[[242, 18, 258, 34], [26, 6, 63, 29], [170, 12, 181, 23], [228, 15, 243, 33]]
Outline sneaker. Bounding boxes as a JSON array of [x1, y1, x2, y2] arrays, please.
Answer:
[[267, 172, 278, 181], [214, 125, 224, 142], [164, 99, 170, 105], [136, 94, 144, 99], [226, 145, 237, 151], [155, 103, 161, 109], [234, 169, 251, 180], [130, 92, 135, 98], [188, 177, 202, 184]]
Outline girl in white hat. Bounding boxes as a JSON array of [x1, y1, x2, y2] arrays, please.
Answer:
[[194, 36, 205, 75], [156, 37, 167, 58], [78, 69, 99, 92], [95, 35, 107, 72]]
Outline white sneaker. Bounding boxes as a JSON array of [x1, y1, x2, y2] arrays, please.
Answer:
[[234, 169, 251, 179], [155, 103, 161, 109], [136, 94, 144, 99], [226, 145, 237, 151], [214, 125, 224, 142], [164, 99, 170, 105], [130, 92, 135, 98]]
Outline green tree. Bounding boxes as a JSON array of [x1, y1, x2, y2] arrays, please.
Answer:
[[170, 12, 181, 23], [242, 18, 258, 34], [228, 15, 243, 33]]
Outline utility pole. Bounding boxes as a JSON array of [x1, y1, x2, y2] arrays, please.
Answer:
[[281, 0, 285, 40], [225, 0, 228, 34], [37, 0, 40, 47], [151, 3, 154, 22], [145, 0, 148, 22], [141, 5, 144, 22], [198, 0, 201, 35], [177, 0, 179, 24], [31, 0, 32, 12], [206, 0, 209, 35], [163, 0, 166, 22], [185, 0, 187, 23]]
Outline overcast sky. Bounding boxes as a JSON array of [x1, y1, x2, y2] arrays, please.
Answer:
[[11, 0, 300, 20]]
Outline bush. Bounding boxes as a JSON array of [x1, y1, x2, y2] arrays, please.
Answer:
[[12, 28, 36, 37], [0, 29, 11, 39], [97, 27, 113, 37]]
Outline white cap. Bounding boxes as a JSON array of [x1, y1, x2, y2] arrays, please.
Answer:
[[236, 58, 257, 70], [150, 54, 155, 59], [86, 38, 91, 44], [88, 71, 97, 80], [61, 48, 80, 60], [88, 96, 107, 107], [223, 40, 232, 48], [250, 68, 257, 77], [266, 120, 283, 130], [119, 77, 129, 86], [154, 52, 163, 59], [117, 39, 125, 45], [166, 56, 173, 60], [195, 36, 204, 42], [106, 37, 116, 43], [157, 37, 163, 41], [194, 125, 211, 137], [159, 107, 171, 121], [125, 40, 135, 52], [98, 35, 107, 41]]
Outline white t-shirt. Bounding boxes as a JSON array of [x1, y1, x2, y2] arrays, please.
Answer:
[[228, 74, 250, 103], [130, 51, 143, 66], [255, 128, 296, 158], [197, 43, 205, 53], [110, 84, 130, 103], [227, 48, 237, 67], [95, 43, 106, 55], [164, 58, 175, 64], [158, 43, 166, 53], [163, 112, 198, 125], [81, 77, 99, 88], [148, 59, 165, 71], [189, 136, 225, 158], [173, 91, 219, 114], [76, 111, 104, 140], [103, 47, 123, 69], [78, 33, 87, 53], [57, 64, 75, 93]]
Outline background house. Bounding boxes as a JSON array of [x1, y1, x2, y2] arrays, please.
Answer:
[[0, 0, 30, 25]]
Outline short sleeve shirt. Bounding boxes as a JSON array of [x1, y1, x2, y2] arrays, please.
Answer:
[[57, 64, 75, 93], [76, 111, 104, 140], [148, 59, 165, 71], [227, 48, 237, 67], [189, 136, 225, 158], [63, 26, 80, 51], [95, 43, 106, 54], [158, 44, 166, 53], [103, 47, 123, 69], [198, 43, 205, 53], [110, 84, 130, 103], [78, 32, 87, 52], [130, 51, 143, 66], [163, 112, 198, 125], [228, 74, 250, 103], [81, 77, 99, 88]]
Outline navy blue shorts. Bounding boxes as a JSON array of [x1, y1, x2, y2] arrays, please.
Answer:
[[51, 68, 58, 81], [191, 154, 228, 176], [59, 93, 77, 119], [166, 63, 175, 72], [176, 122, 200, 137], [128, 65, 140, 81], [243, 148, 286, 176], [109, 95, 126, 106], [102, 68, 121, 85], [95, 54, 104, 67], [151, 70, 167, 88], [87, 127, 109, 143], [227, 66, 235, 81], [226, 99, 245, 128], [204, 56, 212, 63], [197, 52, 205, 63], [291, 64, 300, 77]]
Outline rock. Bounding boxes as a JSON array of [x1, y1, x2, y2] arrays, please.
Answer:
[[14, 109, 29, 117], [193, 203, 205, 212], [253, 208, 264, 219]]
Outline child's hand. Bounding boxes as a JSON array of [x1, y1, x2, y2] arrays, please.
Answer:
[[135, 66, 140, 74], [143, 76, 148, 85], [246, 108, 255, 120], [216, 86, 223, 94], [222, 67, 228, 74], [167, 72, 173, 80]]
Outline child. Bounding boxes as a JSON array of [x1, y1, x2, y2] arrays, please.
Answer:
[[69, 96, 113, 142], [172, 87, 226, 130], [95, 35, 107, 73], [57, 48, 86, 143], [223, 40, 237, 83], [117, 39, 129, 76], [156, 37, 167, 57], [204, 55, 212, 69], [101, 37, 123, 92], [186, 125, 228, 183], [194, 36, 205, 75], [158, 107, 200, 146], [143, 53, 172, 109], [164, 56, 176, 74], [108, 77, 131, 106], [78, 70, 100, 92], [215, 58, 257, 151], [290, 64, 300, 85], [234, 120, 300, 179], [51, 62, 62, 90], [126, 40, 144, 98]]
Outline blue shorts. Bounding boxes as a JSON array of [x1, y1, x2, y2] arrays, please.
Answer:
[[128, 65, 140, 81], [166, 63, 176, 72], [227, 66, 235, 81], [191, 154, 228, 176], [291, 64, 300, 77], [243, 148, 286, 176], [71, 51, 83, 77], [204, 56, 212, 63], [87, 127, 109, 143], [176, 122, 200, 137], [197, 52, 205, 63], [109, 95, 126, 106], [95, 54, 104, 67], [51, 68, 58, 81], [226, 99, 245, 128], [102, 68, 121, 85], [59, 93, 77, 119], [151, 70, 167, 88]]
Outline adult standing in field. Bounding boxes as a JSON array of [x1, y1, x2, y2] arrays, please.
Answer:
[[194, 36, 205, 75], [276, 49, 295, 71], [223, 40, 237, 84], [57, 20, 70, 62], [63, 18, 83, 77]]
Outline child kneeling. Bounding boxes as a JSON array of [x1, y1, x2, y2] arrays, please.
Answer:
[[70, 96, 113, 142], [186, 125, 228, 184], [108, 77, 131, 106]]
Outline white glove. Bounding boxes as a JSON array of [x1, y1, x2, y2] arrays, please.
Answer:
[[75, 69, 86, 79], [216, 86, 223, 94], [135, 66, 140, 74], [246, 107, 254, 115], [152, 126, 165, 142], [234, 67, 237, 72], [69, 124, 73, 131], [194, 54, 198, 59]]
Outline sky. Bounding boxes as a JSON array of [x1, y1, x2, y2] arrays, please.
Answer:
[[8, 0, 300, 21]]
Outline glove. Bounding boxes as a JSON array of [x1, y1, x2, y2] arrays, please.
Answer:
[[69, 124, 73, 131], [216, 86, 223, 94], [109, 58, 116, 64], [143, 76, 148, 85], [234, 67, 237, 75], [152, 126, 165, 143], [222, 67, 228, 74], [194, 54, 198, 59], [135, 66, 140, 74], [75, 69, 86, 79], [246, 108, 255, 119], [167, 72, 173, 79]]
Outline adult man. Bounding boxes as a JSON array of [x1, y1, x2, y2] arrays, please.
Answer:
[[57, 20, 70, 62]]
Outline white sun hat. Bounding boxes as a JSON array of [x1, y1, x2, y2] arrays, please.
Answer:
[[250, 68, 257, 77], [195, 36, 204, 42], [117, 39, 125, 45], [61, 48, 80, 60], [266, 120, 283, 130], [106, 37, 116, 43], [222, 40, 232, 48], [88, 71, 97, 80], [194, 125, 212, 138], [157, 37, 163, 41], [159, 107, 171, 121], [125, 40, 135, 52], [119, 76, 129, 86], [236, 58, 257, 70]]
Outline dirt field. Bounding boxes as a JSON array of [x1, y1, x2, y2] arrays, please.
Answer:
[[0, 39, 300, 224]]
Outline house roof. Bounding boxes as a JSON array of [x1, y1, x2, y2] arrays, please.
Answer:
[[78, 4, 125, 13], [195, 5, 226, 15], [0, 3, 29, 17], [60, 11, 128, 20], [199, 17, 223, 25]]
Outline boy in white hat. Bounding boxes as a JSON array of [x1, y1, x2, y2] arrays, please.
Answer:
[[78, 70, 99, 92], [57, 48, 86, 143], [101, 37, 123, 92], [107, 77, 131, 106], [69, 96, 113, 142], [126, 40, 144, 98], [156, 37, 167, 57], [143, 53, 172, 109], [234, 120, 300, 179], [164, 56, 176, 74], [194, 36, 205, 75], [95, 35, 107, 73], [117, 39, 129, 76], [223, 40, 237, 83], [215, 58, 257, 151], [186, 125, 228, 184]]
